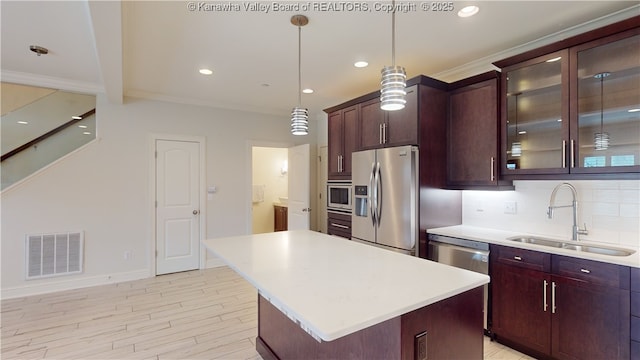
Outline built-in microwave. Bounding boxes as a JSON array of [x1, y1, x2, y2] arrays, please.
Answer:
[[327, 181, 352, 213]]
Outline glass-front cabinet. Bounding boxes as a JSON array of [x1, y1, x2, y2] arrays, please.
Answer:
[[571, 30, 640, 174], [500, 27, 640, 177], [502, 50, 569, 174]]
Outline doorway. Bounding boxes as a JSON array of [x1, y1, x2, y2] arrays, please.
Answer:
[[251, 146, 289, 234]]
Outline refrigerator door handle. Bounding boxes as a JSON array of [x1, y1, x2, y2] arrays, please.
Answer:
[[369, 162, 376, 227], [374, 162, 382, 228]]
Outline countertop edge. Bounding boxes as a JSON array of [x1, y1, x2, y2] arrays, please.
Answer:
[[426, 225, 640, 268]]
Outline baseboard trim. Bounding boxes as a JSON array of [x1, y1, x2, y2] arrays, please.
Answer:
[[1, 269, 151, 300], [206, 257, 226, 269]]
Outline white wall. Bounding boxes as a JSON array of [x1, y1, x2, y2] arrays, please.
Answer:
[[462, 180, 640, 248], [1, 94, 318, 298], [252, 147, 288, 234]]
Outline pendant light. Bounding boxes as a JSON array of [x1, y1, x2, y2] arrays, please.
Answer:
[[593, 72, 610, 150], [290, 15, 309, 136], [380, 0, 406, 111], [511, 93, 522, 157]]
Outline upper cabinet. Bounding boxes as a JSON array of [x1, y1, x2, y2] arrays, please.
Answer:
[[501, 50, 570, 175], [570, 29, 640, 174], [447, 72, 513, 189], [495, 18, 640, 179], [360, 85, 419, 150], [328, 105, 359, 180]]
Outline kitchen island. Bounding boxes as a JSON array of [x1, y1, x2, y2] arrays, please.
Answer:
[[203, 230, 489, 359]]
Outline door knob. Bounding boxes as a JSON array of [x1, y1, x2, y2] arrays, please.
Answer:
[[193, 210, 199, 215], [302, 208, 312, 212]]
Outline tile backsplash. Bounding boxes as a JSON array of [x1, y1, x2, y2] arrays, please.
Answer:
[[462, 180, 640, 248]]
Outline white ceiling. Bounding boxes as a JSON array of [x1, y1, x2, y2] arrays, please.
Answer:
[[1, 1, 638, 119]]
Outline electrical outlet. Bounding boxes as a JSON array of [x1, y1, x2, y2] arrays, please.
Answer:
[[504, 201, 517, 214]]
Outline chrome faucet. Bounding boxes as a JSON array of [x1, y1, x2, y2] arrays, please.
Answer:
[[547, 182, 588, 241]]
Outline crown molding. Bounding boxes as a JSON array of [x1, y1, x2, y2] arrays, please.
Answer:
[[0, 70, 103, 94], [432, 5, 640, 83]]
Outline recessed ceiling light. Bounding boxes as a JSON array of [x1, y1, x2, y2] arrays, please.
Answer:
[[628, 108, 640, 113], [557, 119, 563, 122], [17, 121, 28, 125], [546, 57, 562, 63], [199, 68, 213, 75], [354, 61, 368, 68], [72, 115, 82, 120], [458, 5, 479, 18], [78, 125, 88, 129], [518, 130, 527, 135], [82, 132, 92, 135], [302, 88, 314, 94]]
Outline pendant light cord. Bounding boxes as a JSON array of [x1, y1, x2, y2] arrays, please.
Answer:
[[391, 0, 396, 66], [298, 24, 302, 107], [599, 76, 604, 134]]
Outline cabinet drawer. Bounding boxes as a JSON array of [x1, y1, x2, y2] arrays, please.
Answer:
[[632, 340, 640, 360], [552, 255, 626, 288], [495, 245, 551, 272], [633, 316, 640, 342], [327, 211, 351, 239], [632, 267, 640, 291], [633, 291, 640, 317]]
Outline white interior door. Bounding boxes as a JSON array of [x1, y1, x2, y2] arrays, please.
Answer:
[[288, 144, 310, 230], [156, 139, 200, 275]]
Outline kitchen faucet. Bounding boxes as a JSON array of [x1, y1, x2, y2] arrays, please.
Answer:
[[547, 182, 589, 241]]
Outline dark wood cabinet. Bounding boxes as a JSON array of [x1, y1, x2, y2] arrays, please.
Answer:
[[491, 245, 630, 359], [494, 17, 640, 180], [360, 85, 419, 150], [447, 72, 513, 189], [274, 205, 287, 232], [328, 105, 359, 180], [327, 211, 351, 239], [631, 268, 640, 359]]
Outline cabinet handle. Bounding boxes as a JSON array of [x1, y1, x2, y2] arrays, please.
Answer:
[[570, 139, 575, 168], [580, 268, 591, 274], [490, 157, 495, 182], [562, 140, 567, 168], [543, 280, 548, 312], [514, 256, 522, 261], [330, 223, 349, 229], [383, 123, 387, 144], [379, 124, 383, 145], [551, 281, 557, 314]]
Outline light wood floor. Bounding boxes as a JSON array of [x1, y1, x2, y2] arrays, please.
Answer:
[[2, 266, 532, 360]]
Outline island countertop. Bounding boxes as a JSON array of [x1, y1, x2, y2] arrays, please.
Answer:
[[202, 230, 489, 342]]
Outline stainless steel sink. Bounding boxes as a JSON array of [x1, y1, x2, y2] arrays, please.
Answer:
[[506, 236, 564, 248], [506, 236, 635, 257], [560, 243, 635, 257]]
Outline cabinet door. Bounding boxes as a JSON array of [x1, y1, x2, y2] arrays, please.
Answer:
[[551, 275, 628, 360], [360, 98, 385, 150], [328, 110, 344, 179], [342, 105, 359, 176], [386, 85, 419, 147], [448, 78, 499, 186], [502, 50, 569, 175], [571, 29, 640, 174], [491, 261, 551, 355]]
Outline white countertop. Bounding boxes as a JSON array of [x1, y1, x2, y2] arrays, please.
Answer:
[[202, 230, 489, 342], [427, 225, 640, 268]]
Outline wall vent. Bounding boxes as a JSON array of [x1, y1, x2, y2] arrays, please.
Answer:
[[25, 231, 83, 279]]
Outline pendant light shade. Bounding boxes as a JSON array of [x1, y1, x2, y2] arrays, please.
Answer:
[[594, 72, 610, 150], [380, 0, 406, 111], [290, 15, 309, 135], [381, 65, 407, 111]]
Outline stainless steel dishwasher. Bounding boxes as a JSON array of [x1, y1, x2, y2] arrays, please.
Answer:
[[427, 233, 490, 331]]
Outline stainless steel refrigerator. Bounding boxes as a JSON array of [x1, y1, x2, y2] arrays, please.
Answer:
[[351, 145, 418, 255]]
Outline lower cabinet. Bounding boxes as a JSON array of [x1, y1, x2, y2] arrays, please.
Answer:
[[327, 211, 351, 239], [274, 205, 287, 232], [491, 244, 630, 360], [631, 268, 640, 359]]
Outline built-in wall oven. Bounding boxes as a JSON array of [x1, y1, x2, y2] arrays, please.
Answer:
[[327, 181, 352, 213]]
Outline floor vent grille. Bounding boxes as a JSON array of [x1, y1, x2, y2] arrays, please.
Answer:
[[26, 231, 83, 279]]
